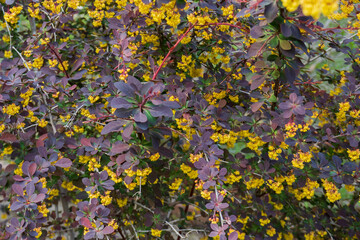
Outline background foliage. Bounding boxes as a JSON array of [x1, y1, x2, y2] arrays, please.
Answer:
[[1, 0, 360, 239]]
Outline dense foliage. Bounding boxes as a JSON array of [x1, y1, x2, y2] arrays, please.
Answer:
[[1, 0, 360, 239]]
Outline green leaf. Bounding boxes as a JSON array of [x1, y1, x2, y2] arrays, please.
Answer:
[[268, 94, 277, 103], [279, 40, 291, 50]]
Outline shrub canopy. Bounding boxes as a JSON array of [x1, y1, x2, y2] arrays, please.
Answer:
[[1, 0, 360, 239]]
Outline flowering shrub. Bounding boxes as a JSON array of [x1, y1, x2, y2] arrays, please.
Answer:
[[1, 0, 360, 239]]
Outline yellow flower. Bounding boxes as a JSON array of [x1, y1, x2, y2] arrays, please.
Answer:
[[149, 152, 160, 161], [151, 229, 162, 237], [4, 50, 13, 58]]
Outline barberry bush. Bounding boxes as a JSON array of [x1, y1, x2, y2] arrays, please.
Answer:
[[1, 0, 360, 239]]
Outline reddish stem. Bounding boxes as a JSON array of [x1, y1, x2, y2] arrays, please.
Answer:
[[151, 23, 195, 81], [152, 22, 248, 82], [47, 44, 70, 78]]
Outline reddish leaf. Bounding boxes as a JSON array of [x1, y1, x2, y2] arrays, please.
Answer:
[[246, 41, 264, 58], [55, 158, 72, 168], [122, 124, 133, 141], [5, 164, 17, 173], [251, 101, 264, 112], [0, 132, 17, 142], [81, 138, 93, 147], [80, 217, 92, 228], [28, 163, 37, 177], [111, 142, 129, 154], [251, 75, 266, 90]]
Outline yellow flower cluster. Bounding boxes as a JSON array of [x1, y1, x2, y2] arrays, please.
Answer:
[[348, 149, 360, 161], [0, 124, 5, 134], [2, 103, 20, 116], [38, 119, 48, 128], [245, 177, 264, 190], [58, 61, 69, 71], [177, 55, 203, 78], [68, 0, 81, 9], [335, 102, 350, 124], [267, 179, 284, 194], [88, 157, 101, 171], [4, 5, 23, 25], [4, 50, 12, 59], [81, 108, 96, 119], [14, 161, 23, 176], [169, 178, 182, 190], [330, 71, 347, 96], [266, 226, 276, 237], [149, 152, 160, 161], [284, 122, 297, 138], [61, 181, 82, 191], [103, 166, 122, 183], [268, 145, 282, 160], [180, 163, 198, 179], [116, 198, 127, 207], [43, 0, 64, 15], [289, 178, 319, 200], [151, 229, 162, 237], [246, 136, 266, 155], [332, 0, 355, 20], [292, 151, 312, 169], [47, 188, 59, 200], [88, 95, 100, 104], [108, 219, 119, 230], [322, 179, 341, 202], [101, 191, 112, 205], [33, 56, 44, 69], [224, 171, 242, 184], [20, 88, 34, 107], [28, 3, 41, 20], [281, 0, 338, 19], [211, 131, 239, 148], [38, 203, 49, 217], [1, 146, 13, 157]]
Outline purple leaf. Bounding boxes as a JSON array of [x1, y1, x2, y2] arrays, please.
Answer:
[[55, 158, 72, 168], [111, 98, 133, 109], [32, 193, 45, 203], [289, 93, 297, 102], [10, 201, 24, 211], [134, 111, 147, 123], [102, 226, 114, 234], [278, 102, 292, 110], [293, 106, 305, 115], [101, 120, 127, 135], [149, 105, 173, 117], [12, 184, 24, 196], [26, 183, 35, 196], [282, 110, 293, 118], [229, 232, 238, 240]]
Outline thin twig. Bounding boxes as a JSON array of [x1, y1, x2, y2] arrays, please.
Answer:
[[127, 215, 139, 240], [12, 47, 30, 71], [165, 221, 185, 239]]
